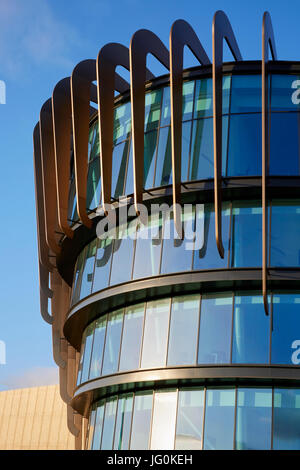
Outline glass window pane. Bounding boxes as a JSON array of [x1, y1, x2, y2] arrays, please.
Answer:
[[89, 316, 107, 380], [144, 131, 158, 189], [130, 392, 153, 450], [193, 203, 230, 270], [204, 388, 235, 450], [271, 201, 300, 267], [87, 405, 96, 449], [154, 126, 172, 187], [182, 81, 195, 121], [182, 121, 192, 182], [112, 141, 129, 199], [235, 388, 272, 450], [232, 294, 270, 364], [270, 113, 300, 176], [193, 77, 230, 119], [271, 294, 300, 365], [198, 294, 232, 364], [88, 122, 100, 162], [271, 74, 300, 112], [68, 172, 78, 223], [125, 138, 133, 195], [141, 298, 170, 369], [113, 394, 133, 450], [189, 117, 227, 181], [167, 295, 200, 366], [227, 114, 261, 176], [91, 401, 105, 450], [87, 157, 101, 210], [230, 75, 261, 113], [160, 86, 171, 127], [150, 391, 177, 450], [119, 304, 145, 372], [160, 210, 194, 274], [110, 222, 136, 286], [175, 389, 204, 450], [113, 101, 131, 144], [144, 89, 162, 132], [80, 240, 97, 300], [101, 397, 117, 450], [76, 329, 86, 386], [92, 236, 113, 293], [81, 322, 95, 383], [102, 310, 123, 376], [133, 215, 162, 279], [273, 388, 300, 450], [231, 202, 262, 267], [71, 248, 85, 305]]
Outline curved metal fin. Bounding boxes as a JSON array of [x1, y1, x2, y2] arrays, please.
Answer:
[[170, 19, 210, 235], [262, 11, 277, 315], [39, 100, 61, 255], [212, 10, 242, 258], [39, 261, 53, 324], [71, 59, 97, 228], [97, 43, 130, 213], [130, 29, 170, 214], [67, 404, 80, 437], [52, 77, 74, 239]]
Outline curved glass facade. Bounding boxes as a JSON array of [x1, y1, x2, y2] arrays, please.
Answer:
[[71, 199, 300, 305], [86, 386, 300, 450], [67, 73, 300, 221], [76, 292, 300, 386]]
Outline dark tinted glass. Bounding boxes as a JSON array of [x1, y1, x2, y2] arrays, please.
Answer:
[[80, 240, 96, 300], [144, 89, 162, 132], [270, 113, 300, 175], [111, 141, 129, 199], [155, 126, 172, 187], [273, 388, 300, 450], [144, 131, 158, 188], [271, 74, 300, 111], [113, 102, 131, 144], [230, 75, 261, 113], [231, 203, 262, 267], [86, 157, 101, 210], [271, 202, 300, 267]]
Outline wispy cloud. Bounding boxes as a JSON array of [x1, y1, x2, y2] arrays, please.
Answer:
[[0, 366, 58, 390], [0, 0, 81, 78]]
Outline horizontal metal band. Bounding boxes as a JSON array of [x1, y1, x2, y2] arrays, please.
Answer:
[[71, 365, 300, 416]]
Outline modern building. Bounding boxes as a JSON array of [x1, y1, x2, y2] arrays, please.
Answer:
[[33, 11, 300, 450], [0, 385, 74, 450]]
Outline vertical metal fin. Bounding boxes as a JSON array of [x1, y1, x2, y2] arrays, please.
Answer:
[[170, 19, 210, 235], [71, 60, 98, 228], [212, 10, 242, 258], [262, 11, 277, 315], [52, 77, 74, 239], [130, 29, 169, 214], [96, 43, 130, 214], [39, 100, 61, 255]]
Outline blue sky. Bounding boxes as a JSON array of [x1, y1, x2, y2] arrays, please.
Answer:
[[0, 0, 299, 390]]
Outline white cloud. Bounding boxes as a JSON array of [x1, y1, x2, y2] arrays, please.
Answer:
[[0, 366, 59, 389], [0, 0, 81, 78]]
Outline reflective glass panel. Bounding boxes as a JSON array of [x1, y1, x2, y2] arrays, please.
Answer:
[[119, 304, 145, 372], [193, 203, 230, 270], [141, 298, 170, 368], [231, 203, 262, 267], [111, 141, 130, 199], [160, 86, 171, 127], [154, 126, 172, 187], [80, 240, 97, 300], [182, 121, 192, 181], [144, 89, 162, 132], [133, 215, 162, 279], [235, 388, 272, 450], [71, 248, 85, 305], [273, 388, 300, 450], [160, 209, 194, 274], [270, 113, 300, 175], [198, 294, 232, 364], [124, 139, 133, 195], [182, 81, 195, 121], [102, 310, 123, 376], [89, 316, 107, 380], [91, 401, 105, 450], [230, 75, 261, 113], [113, 394, 133, 450], [92, 236, 113, 293], [144, 131, 158, 188], [227, 114, 261, 176], [81, 322, 94, 383], [203, 388, 235, 450], [130, 392, 153, 450], [113, 101, 131, 144], [193, 76, 230, 118], [271, 294, 300, 365], [110, 222, 136, 286], [68, 172, 78, 224], [167, 295, 200, 366], [88, 122, 99, 162], [150, 391, 177, 449], [86, 157, 101, 210], [76, 331, 86, 386], [175, 389, 204, 450], [87, 405, 96, 449], [232, 294, 270, 364], [271, 74, 300, 112], [271, 201, 300, 267], [101, 397, 117, 450]]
